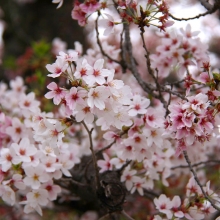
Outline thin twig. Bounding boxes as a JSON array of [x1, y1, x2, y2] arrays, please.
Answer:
[[95, 13, 122, 65], [144, 189, 160, 198], [160, 86, 187, 100], [96, 140, 116, 155], [99, 213, 111, 220], [118, 160, 132, 175], [164, 79, 185, 86], [140, 28, 168, 110], [183, 150, 220, 211], [119, 28, 127, 73], [171, 159, 220, 170], [168, 11, 211, 21], [169, 0, 220, 21], [60, 178, 88, 187], [121, 210, 135, 220], [82, 121, 100, 189], [95, 131, 127, 155]]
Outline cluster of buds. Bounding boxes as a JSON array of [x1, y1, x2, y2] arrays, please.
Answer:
[[118, 0, 173, 31]]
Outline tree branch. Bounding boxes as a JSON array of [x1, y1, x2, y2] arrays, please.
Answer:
[[140, 29, 168, 111], [171, 159, 220, 170], [95, 13, 123, 66], [168, 10, 211, 21], [183, 150, 220, 211], [198, 0, 213, 10], [123, 23, 154, 95], [169, 0, 220, 21]]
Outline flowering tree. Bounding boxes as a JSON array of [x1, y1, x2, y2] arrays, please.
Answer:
[[1, 0, 220, 219]]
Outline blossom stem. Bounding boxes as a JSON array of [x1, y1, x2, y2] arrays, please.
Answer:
[[82, 121, 100, 189], [95, 13, 122, 65], [121, 210, 135, 220]]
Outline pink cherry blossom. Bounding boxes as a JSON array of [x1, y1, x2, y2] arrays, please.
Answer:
[[11, 137, 37, 163], [75, 102, 94, 124], [99, 13, 118, 36], [46, 57, 68, 78], [154, 194, 173, 219], [121, 166, 137, 191], [79, 0, 101, 13], [0, 147, 18, 171], [23, 164, 50, 189], [65, 87, 87, 111], [97, 153, 113, 173], [5, 117, 26, 142], [71, 3, 87, 26], [74, 58, 92, 80], [45, 82, 67, 105], [26, 188, 49, 207], [87, 86, 110, 110], [130, 177, 149, 196], [84, 59, 111, 86], [3, 174, 26, 190], [58, 49, 78, 62], [41, 180, 61, 201], [128, 94, 150, 116]]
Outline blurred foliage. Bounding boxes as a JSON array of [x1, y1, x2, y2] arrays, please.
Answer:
[[2, 39, 54, 112]]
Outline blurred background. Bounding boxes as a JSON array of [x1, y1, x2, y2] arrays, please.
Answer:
[[0, 0, 88, 83]]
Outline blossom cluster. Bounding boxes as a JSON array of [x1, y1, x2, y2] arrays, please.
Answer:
[[71, 0, 173, 33], [153, 178, 219, 220], [1, 0, 220, 219], [150, 24, 209, 78], [0, 77, 82, 215]]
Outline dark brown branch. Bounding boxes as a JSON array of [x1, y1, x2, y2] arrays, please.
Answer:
[[183, 150, 220, 211], [198, 0, 214, 10], [169, 0, 220, 21], [168, 10, 211, 21], [164, 79, 185, 86], [160, 86, 187, 100], [144, 189, 160, 198], [123, 23, 154, 95]]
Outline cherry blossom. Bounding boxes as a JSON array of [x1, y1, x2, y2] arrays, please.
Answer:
[[23, 164, 50, 189], [41, 180, 61, 201], [128, 94, 150, 116], [11, 137, 37, 163], [154, 194, 173, 219], [46, 57, 68, 78], [121, 166, 137, 191], [65, 87, 87, 111], [130, 177, 149, 196], [97, 153, 113, 173], [1, 1, 220, 218], [99, 13, 119, 36], [45, 82, 67, 105], [87, 86, 110, 110], [84, 59, 111, 86]]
